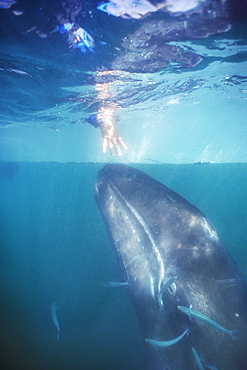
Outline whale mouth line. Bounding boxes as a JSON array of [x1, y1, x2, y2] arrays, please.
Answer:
[[96, 167, 166, 298]]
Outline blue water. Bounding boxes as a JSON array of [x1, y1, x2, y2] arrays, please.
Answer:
[[0, 161, 246, 369], [0, 1, 247, 369]]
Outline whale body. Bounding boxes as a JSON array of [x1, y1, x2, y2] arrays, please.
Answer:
[[94, 164, 247, 369]]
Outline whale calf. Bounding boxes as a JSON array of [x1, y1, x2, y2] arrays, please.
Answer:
[[94, 164, 247, 369]]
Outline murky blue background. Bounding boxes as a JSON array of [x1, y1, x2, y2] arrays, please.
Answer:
[[0, 162, 246, 369]]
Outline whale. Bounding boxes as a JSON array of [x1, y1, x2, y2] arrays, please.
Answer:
[[94, 164, 247, 369]]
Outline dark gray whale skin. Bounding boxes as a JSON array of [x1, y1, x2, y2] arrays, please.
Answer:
[[94, 164, 247, 369]]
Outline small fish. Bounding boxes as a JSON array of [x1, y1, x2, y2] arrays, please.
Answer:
[[0, 0, 17, 9], [36, 30, 48, 39], [50, 302, 60, 341], [100, 281, 129, 287], [145, 328, 189, 348], [26, 26, 37, 33], [192, 347, 204, 370], [178, 306, 238, 339], [12, 9, 23, 15], [7, 68, 29, 75], [157, 276, 178, 309]]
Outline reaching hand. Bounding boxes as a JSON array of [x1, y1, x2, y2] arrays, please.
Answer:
[[100, 120, 128, 156]]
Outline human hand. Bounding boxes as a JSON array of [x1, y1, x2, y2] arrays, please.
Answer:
[[100, 121, 128, 156]]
